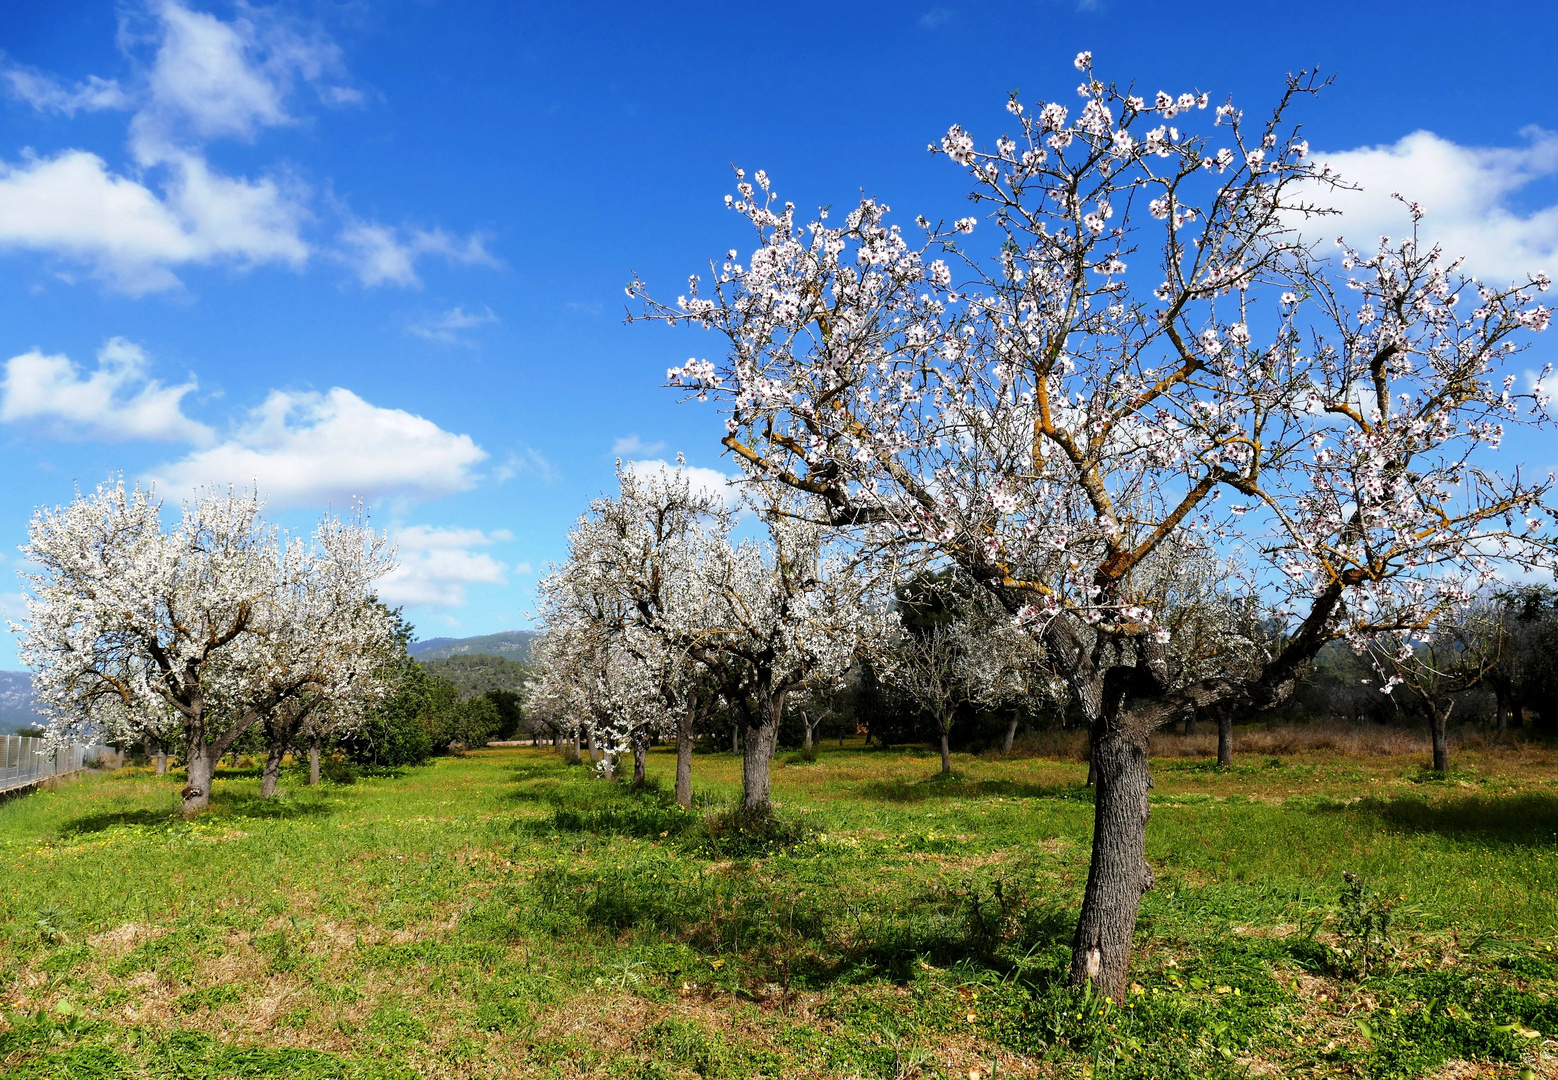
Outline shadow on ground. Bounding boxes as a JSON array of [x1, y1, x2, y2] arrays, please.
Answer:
[[1314, 792, 1558, 848], [860, 774, 1096, 804]]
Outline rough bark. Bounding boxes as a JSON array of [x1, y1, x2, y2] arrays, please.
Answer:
[[260, 741, 284, 798], [1068, 716, 1154, 1000], [801, 710, 816, 755], [632, 736, 647, 785], [1183, 711, 1195, 736], [1495, 690, 1508, 733], [939, 728, 952, 775], [732, 725, 740, 755], [308, 740, 321, 786], [182, 746, 216, 813], [739, 688, 786, 811], [1217, 713, 1233, 767], [1428, 700, 1452, 773], [1002, 713, 1019, 754], [675, 704, 695, 810], [155, 749, 167, 776]]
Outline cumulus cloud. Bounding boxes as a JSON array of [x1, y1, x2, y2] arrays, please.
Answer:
[[150, 387, 486, 507], [0, 1, 487, 295], [612, 434, 666, 457], [626, 459, 739, 506], [376, 524, 509, 607], [407, 305, 499, 344], [340, 222, 496, 288], [1313, 128, 1558, 283], [0, 148, 307, 294], [1, 337, 213, 442]]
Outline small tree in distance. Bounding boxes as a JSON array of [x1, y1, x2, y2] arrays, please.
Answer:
[[19, 483, 397, 812], [635, 56, 1557, 995]]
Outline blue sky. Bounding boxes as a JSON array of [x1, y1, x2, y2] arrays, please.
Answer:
[[0, 0, 1554, 666]]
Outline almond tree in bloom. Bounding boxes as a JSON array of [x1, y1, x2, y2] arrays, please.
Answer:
[[569, 461, 731, 807], [685, 486, 897, 813], [1366, 606, 1503, 773], [18, 483, 397, 812], [883, 621, 978, 774], [633, 57, 1557, 994]]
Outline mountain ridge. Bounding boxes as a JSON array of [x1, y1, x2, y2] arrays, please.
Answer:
[[409, 630, 538, 663]]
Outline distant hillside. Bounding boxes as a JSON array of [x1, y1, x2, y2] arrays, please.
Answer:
[[410, 630, 538, 663], [418, 654, 535, 698], [0, 670, 44, 733]]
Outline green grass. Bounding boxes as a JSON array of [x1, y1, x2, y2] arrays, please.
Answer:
[[1, 741, 1555, 1078]]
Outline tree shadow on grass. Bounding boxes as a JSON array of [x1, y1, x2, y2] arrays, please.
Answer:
[[860, 774, 1095, 804], [58, 793, 338, 835], [57, 807, 175, 835], [1313, 792, 1558, 848], [216, 795, 338, 822]]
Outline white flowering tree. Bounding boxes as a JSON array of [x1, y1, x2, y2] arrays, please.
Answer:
[[1367, 605, 1503, 773], [882, 621, 978, 774], [686, 487, 897, 812], [18, 483, 396, 812], [563, 461, 732, 806], [634, 57, 1556, 995]]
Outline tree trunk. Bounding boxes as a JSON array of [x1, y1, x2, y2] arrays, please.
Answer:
[[802, 711, 815, 755], [155, 748, 168, 776], [1182, 710, 1195, 736], [1217, 713, 1233, 767], [1429, 700, 1452, 773], [741, 688, 785, 812], [632, 736, 647, 785], [675, 703, 695, 810], [732, 724, 740, 755], [1068, 717, 1153, 1000], [261, 740, 285, 798], [1495, 690, 1509, 733], [1513, 699, 1525, 729], [308, 740, 321, 786], [586, 728, 599, 763], [601, 751, 616, 781], [182, 745, 216, 813], [939, 728, 952, 775], [1002, 713, 1019, 753]]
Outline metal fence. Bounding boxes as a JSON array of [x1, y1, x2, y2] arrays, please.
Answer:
[[0, 736, 114, 796]]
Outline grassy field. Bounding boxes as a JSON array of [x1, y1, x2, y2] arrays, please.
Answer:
[[1, 740, 1556, 1079]]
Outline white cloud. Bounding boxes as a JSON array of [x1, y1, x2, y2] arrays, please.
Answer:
[[918, 8, 954, 29], [1313, 128, 1558, 282], [376, 524, 508, 607], [612, 434, 666, 457], [0, 2, 491, 296], [514, 561, 533, 575], [340, 222, 496, 288], [0, 149, 307, 294], [407, 305, 499, 344], [493, 448, 558, 485], [4, 68, 128, 115], [1, 337, 212, 443], [150, 387, 486, 507], [627, 459, 739, 506], [127, 0, 351, 156]]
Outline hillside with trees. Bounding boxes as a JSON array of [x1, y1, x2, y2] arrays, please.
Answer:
[[417, 653, 534, 698]]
